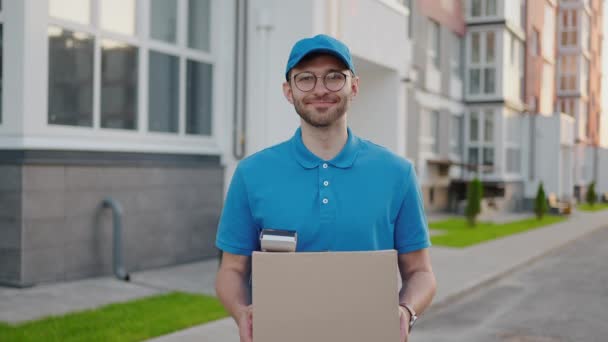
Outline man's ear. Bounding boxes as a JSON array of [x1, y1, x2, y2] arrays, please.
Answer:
[[283, 81, 294, 104], [350, 76, 360, 98]]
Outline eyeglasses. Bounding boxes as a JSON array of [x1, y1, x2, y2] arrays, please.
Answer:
[[292, 71, 350, 92]]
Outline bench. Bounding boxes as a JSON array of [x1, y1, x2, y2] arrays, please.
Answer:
[[547, 193, 571, 215]]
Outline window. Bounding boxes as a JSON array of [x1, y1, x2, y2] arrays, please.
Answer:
[[428, 19, 440, 68], [559, 55, 577, 91], [101, 0, 136, 36], [468, 30, 496, 95], [188, 0, 211, 52], [560, 9, 578, 47], [186, 60, 213, 135], [486, 32, 495, 63], [484, 68, 495, 93], [47, 0, 216, 137], [486, 0, 497, 16], [451, 115, 464, 158], [471, 32, 480, 63], [149, 51, 179, 133], [48, 27, 94, 127], [530, 29, 540, 56], [49, 0, 91, 24], [469, 111, 479, 141], [150, 0, 178, 43], [471, 0, 482, 17], [451, 35, 463, 79], [420, 109, 439, 154], [467, 109, 494, 173], [470, 0, 496, 17], [101, 40, 138, 130], [430, 111, 439, 153]]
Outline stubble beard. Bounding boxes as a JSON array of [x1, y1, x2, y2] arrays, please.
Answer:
[[293, 95, 350, 128]]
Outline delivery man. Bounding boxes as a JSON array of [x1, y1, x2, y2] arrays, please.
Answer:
[[215, 34, 436, 342]]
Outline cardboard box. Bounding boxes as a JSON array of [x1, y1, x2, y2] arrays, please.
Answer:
[[252, 250, 400, 342]]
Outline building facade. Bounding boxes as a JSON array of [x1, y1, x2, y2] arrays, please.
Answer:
[[0, 0, 413, 286], [462, 0, 527, 212], [406, 0, 466, 213]]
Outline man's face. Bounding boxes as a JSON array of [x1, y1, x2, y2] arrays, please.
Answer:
[[283, 54, 359, 128]]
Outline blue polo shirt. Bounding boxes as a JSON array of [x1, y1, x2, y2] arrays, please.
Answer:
[[216, 127, 430, 256]]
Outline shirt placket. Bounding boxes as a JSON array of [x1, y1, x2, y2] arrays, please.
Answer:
[[319, 162, 336, 224]]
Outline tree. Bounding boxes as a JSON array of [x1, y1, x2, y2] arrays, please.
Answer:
[[587, 181, 597, 207], [465, 178, 483, 227], [534, 182, 548, 220]]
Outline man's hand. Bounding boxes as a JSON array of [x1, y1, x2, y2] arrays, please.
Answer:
[[238, 305, 253, 342], [399, 306, 410, 342]]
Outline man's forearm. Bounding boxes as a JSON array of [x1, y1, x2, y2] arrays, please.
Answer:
[[399, 270, 437, 315], [216, 268, 251, 321]]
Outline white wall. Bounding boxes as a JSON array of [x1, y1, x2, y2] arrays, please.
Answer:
[[597, 147, 608, 194], [348, 57, 404, 155], [524, 113, 575, 200], [0, 0, 25, 139]]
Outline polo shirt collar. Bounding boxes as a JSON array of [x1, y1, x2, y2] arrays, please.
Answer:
[[292, 126, 360, 169]]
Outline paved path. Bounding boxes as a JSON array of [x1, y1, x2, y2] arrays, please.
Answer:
[[1, 209, 606, 342]]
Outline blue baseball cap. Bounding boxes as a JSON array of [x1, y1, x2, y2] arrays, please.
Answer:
[[285, 34, 355, 80]]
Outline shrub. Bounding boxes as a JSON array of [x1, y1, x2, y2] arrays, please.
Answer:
[[586, 181, 597, 207], [534, 182, 548, 220], [465, 178, 483, 227]]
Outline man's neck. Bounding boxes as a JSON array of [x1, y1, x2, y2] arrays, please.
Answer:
[[300, 120, 348, 161]]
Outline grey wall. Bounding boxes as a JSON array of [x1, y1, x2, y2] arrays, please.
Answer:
[[0, 153, 223, 287], [0, 166, 22, 286]]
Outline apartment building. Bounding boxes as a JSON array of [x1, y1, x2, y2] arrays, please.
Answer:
[[556, 0, 604, 198], [0, 0, 413, 286], [406, 0, 466, 212], [461, 0, 527, 211]]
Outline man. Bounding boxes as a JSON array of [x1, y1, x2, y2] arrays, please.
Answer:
[[215, 34, 436, 342]]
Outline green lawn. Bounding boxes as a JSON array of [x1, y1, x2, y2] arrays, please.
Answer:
[[578, 202, 608, 212], [430, 216, 567, 248], [0, 292, 228, 342]]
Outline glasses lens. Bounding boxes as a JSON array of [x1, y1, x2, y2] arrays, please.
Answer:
[[294, 72, 316, 92], [324, 72, 346, 91]]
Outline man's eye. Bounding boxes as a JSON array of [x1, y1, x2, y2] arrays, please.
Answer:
[[299, 76, 314, 82], [326, 73, 342, 80]]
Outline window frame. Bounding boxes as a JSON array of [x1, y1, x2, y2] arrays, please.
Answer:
[[467, 29, 497, 96], [43, 0, 221, 153], [466, 108, 495, 174]]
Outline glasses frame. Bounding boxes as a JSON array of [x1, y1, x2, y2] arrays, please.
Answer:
[[291, 71, 352, 92]]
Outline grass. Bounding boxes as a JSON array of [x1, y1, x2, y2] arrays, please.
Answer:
[[0, 292, 228, 342], [578, 202, 608, 212], [430, 216, 567, 248]]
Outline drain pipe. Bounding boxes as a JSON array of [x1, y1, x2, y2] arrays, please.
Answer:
[[102, 198, 130, 282]]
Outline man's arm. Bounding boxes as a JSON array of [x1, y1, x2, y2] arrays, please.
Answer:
[[216, 252, 253, 341], [398, 248, 436, 318]]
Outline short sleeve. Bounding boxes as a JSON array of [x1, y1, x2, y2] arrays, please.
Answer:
[[215, 166, 260, 256], [394, 164, 431, 254]]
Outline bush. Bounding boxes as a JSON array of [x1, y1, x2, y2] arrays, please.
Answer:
[[534, 182, 548, 220], [586, 181, 597, 206], [465, 178, 483, 227]]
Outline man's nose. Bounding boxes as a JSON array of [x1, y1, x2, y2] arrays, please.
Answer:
[[311, 77, 329, 95]]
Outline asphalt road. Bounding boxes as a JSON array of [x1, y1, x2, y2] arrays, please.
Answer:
[[412, 225, 608, 342]]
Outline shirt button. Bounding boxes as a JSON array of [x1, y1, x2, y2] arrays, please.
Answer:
[[322, 198, 329, 204], [323, 181, 329, 186], [322, 163, 328, 169]]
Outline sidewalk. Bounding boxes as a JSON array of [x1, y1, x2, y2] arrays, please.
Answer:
[[1, 210, 607, 342]]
